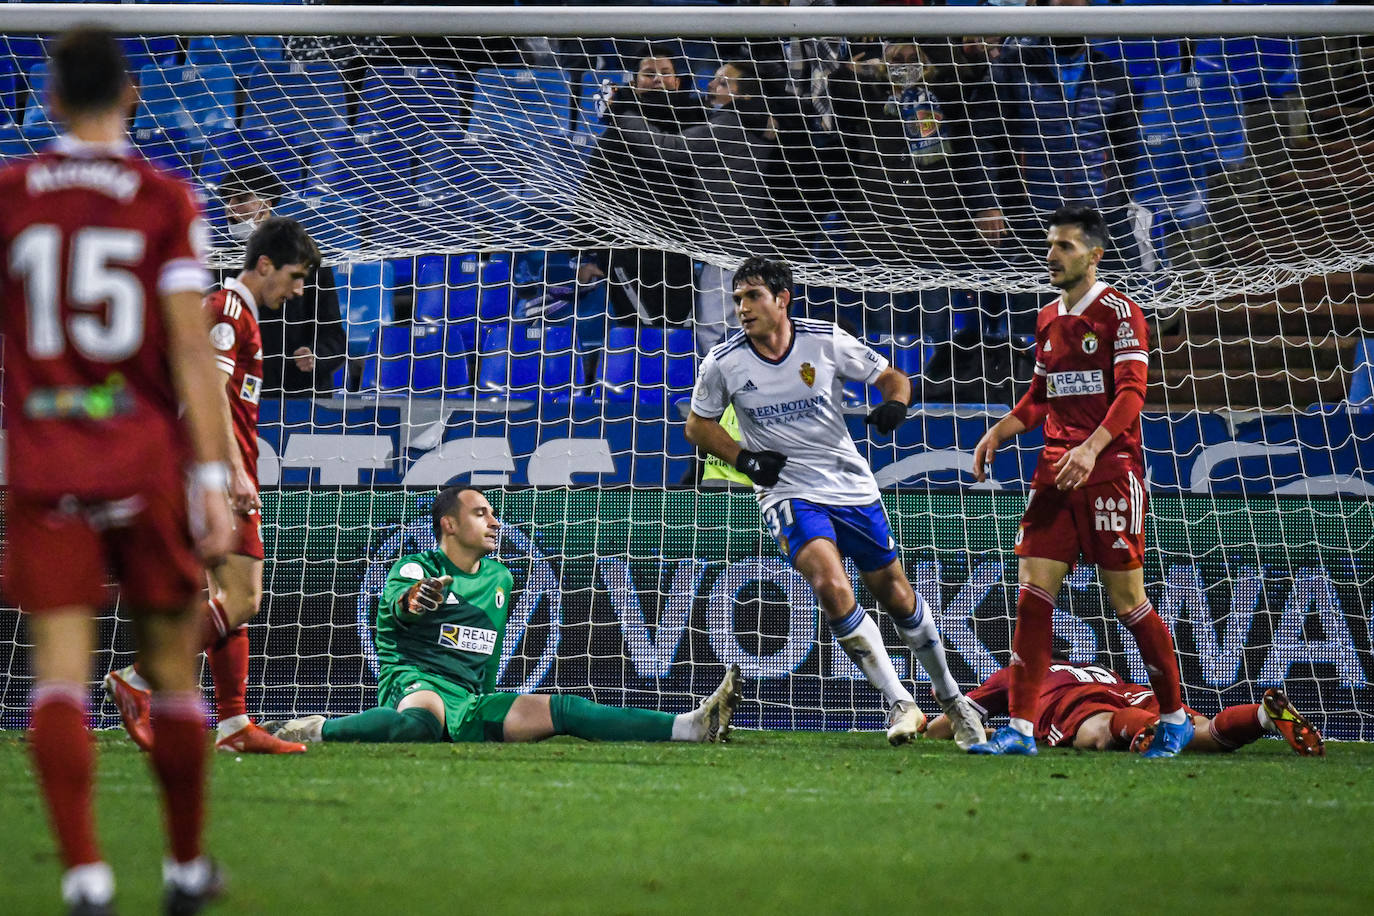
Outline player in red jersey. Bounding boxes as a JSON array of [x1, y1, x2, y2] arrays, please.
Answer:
[[924, 661, 1325, 756], [969, 206, 1191, 758], [105, 217, 318, 756], [0, 28, 236, 916]]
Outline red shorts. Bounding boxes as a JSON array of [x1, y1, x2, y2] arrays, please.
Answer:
[[4, 483, 204, 614], [1015, 472, 1147, 571], [235, 509, 264, 560]]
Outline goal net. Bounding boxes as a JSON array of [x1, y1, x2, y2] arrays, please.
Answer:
[[1, 4, 1372, 740]]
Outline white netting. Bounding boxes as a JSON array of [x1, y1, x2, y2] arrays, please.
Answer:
[[1, 6, 1372, 738]]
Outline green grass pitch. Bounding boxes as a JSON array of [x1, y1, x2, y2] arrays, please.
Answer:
[[2, 731, 1372, 915]]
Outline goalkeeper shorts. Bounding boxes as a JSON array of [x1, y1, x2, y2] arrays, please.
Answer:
[[377, 664, 518, 742]]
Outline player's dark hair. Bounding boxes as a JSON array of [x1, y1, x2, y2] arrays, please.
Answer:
[[432, 485, 485, 539], [48, 27, 130, 115], [721, 59, 762, 99], [1048, 206, 1109, 250], [732, 256, 793, 302], [243, 217, 321, 273]]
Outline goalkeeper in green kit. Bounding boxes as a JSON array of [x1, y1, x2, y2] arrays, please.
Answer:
[[265, 486, 740, 744]]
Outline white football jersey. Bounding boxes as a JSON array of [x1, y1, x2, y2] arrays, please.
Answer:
[[690, 318, 887, 510]]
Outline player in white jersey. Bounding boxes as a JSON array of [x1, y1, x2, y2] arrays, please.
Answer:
[[687, 257, 984, 749]]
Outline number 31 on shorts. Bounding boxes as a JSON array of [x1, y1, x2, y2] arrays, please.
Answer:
[[763, 500, 795, 539]]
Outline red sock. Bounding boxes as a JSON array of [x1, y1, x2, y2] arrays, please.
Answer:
[[148, 692, 208, 863], [1109, 706, 1157, 743], [208, 626, 249, 723], [1009, 584, 1056, 722], [1208, 704, 1265, 751], [201, 598, 231, 652], [1120, 600, 1183, 713], [28, 683, 100, 868]]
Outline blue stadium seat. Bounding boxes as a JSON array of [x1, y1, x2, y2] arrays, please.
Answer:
[[889, 335, 924, 379], [596, 325, 638, 402], [477, 323, 583, 397], [22, 63, 50, 129], [305, 130, 414, 208], [1092, 39, 1185, 82], [1350, 338, 1374, 406], [412, 252, 480, 322], [1194, 37, 1299, 104], [442, 320, 476, 392], [276, 193, 362, 256], [0, 57, 19, 125], [340, 261, 395, 358], [242, 61, 350, 139], [186, 35, 283, 77], [447, 252, 481, 321], [467, 67, 572, 156], [120, 36, 182, 75], [200, 128, 307, 195], [357, 66, 468, 140], [132, 127, 200, 180], [2, 35, 47, 83], [0, 121, 52, 161], [135, 63, 236, 137]]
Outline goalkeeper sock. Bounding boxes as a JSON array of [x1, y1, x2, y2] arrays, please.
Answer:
[[208, 626, 249, 725], [29, 682, 100, 868], [1008, 583, 1056, 729], [1208, 704, 1265, 750], [890, 593, 961, 701], [321, 706, 444, 743], [549, 695, 673, 741], [1120, 600, 1184, 715], [148, 692, 208, 863], [1109, 706, 1157, 743], [830, 606, 915, 706]]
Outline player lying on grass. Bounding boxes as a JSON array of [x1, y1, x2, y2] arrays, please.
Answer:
[[923, 660, 1325, 756], [265, 486, 740, 745]]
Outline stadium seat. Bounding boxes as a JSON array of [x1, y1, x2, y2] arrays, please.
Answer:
[[22, 63, 50, 129], [596, 325, 639, 402], [442, 319, 476, 392], [448, 252, 481, 320], [305, 130, 414, 207], [1092, 39, 1185, 83], [200, 128, 307, 196], [339, 261, 395, 358], [132, 127, 200, 180], [135, 63, 236, 137], [279, 193, 362, 255], [1350, 338, 1374, 406], [467, 67, 572, 155], [1194, 37, 1299, 104], [412, 252, 481, 322], [0, 57, 19, 125], [888, 335, 925, 379], [120, 36, 182, 75], [241, 61, 350, 139], [186, 35, 284, 77], [0, 121, 50, 161], [357, 65, 468, 140], [477, 323, 583, 397]]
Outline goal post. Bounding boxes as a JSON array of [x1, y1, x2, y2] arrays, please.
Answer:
[[0, 3, 1372, 740]]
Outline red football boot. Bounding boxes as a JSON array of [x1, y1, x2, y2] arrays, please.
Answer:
[[215, 721, 307, 754], [103, 666, 154, 752], [1262, 688, 1326, 757]]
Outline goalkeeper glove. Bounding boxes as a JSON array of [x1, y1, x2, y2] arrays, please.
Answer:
[[865, 399, 909, 436], [404, 575, 453, 616], [734, 449, 788, 487]]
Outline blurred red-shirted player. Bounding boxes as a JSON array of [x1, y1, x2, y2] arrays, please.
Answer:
[[971, 206, 1190, 758], [0, 28, 236, 915], [105, 217, 318, 756], [924, 661, 1325, 757]]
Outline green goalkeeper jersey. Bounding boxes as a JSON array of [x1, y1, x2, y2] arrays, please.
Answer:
[[375, 550, 514, 695]]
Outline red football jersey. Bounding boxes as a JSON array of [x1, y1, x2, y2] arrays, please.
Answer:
[[1029, 281, 1149, 487], [0, 136, 210, 499], [204, 278, 262, 486], [968, 663, 1156, 746]]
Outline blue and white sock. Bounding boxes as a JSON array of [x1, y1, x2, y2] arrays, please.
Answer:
[[891, 593, 961, 702], [829, 606, 914, 706]]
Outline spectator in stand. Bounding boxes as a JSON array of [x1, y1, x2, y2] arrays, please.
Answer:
[[826, 39, 1005, 360], [581, 45, 709, 336], [608, 59, 784, 355], [220, 165, 347, 395], [989, 0, 1144, 279]]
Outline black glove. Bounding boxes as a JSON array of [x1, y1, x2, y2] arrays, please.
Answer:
[[405, 575, 453, 616], [865, 399, 909, 435], [734, 449, 788, 487]]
